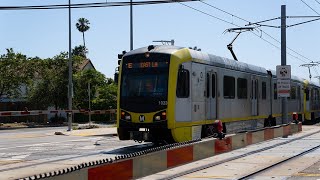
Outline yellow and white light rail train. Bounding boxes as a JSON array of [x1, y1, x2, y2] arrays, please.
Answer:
[[116, 45, 320, 143]]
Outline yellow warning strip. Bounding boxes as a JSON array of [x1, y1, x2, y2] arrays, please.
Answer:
[[295, 172, 320, 177]]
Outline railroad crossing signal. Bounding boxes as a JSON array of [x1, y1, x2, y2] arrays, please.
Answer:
[[276, 65, 291, 97]]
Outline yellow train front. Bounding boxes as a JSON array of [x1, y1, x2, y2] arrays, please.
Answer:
[[117, 45, 175, 143]]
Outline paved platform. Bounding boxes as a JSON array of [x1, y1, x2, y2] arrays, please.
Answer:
[[140, 125, 320, 179]]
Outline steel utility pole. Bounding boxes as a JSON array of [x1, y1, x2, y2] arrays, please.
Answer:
[[67, 0, 73, 131], [281, 5, 288, 124], [88, 82, 91, 126], [130, 0, 133, 50]]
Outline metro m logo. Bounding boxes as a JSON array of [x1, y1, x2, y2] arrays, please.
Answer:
[[139, 115, 145, 122]]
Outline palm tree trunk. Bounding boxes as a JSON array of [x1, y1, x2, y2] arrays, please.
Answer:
[[82, 32, 86, 48]]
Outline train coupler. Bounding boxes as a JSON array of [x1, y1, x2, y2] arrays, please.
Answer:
[[130, 131, 151, 142]]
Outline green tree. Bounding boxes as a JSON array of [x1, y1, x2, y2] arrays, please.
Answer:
[[92, 79, 117, 110], [72, 45, 88, 58], [76, 18, 90, 49], [73, 69, 106, 110], [27, 53, 84, 110], [0, 48, 33, 98]]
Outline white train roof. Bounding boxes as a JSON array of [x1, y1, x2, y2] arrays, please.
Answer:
[[124, 45, 316, 84]]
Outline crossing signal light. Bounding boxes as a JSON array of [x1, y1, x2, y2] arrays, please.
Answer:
[[115, 50, 127, 84], [118, 51, 126, 65]]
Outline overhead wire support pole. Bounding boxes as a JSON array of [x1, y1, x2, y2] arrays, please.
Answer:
[[130, 0, 133, 50], [281, 5, 288, 125], [67, 0, 73, 131]]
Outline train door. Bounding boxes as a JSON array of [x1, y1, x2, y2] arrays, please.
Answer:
[[251, 77, 258, 116], [205, 69, 217, 120], [297, 85, 301, 112]]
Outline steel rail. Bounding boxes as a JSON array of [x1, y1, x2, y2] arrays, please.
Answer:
[[161, 129, 320, 180], [239, 144, 320, 179]]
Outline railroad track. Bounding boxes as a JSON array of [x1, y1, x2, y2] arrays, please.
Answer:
[[238, 144, 320, 179], [160, 129, 320, 180]]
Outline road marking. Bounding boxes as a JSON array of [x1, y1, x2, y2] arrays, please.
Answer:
[[0, 137, 103, 150], [76, 145, 96, 150]]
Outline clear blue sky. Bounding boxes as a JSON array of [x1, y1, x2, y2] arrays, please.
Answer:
[[1, 0, 320, 83]]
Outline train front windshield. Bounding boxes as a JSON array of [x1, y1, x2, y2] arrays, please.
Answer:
[[120, 53, 170, 113]]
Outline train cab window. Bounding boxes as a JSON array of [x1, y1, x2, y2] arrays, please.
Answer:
[[290, 86, 296, 99], [237, 78, 247, 99], [262, 82, 267, 99], [224, 76, 235, 99], [274, 83, 277, 99], [212, 74, 216, 98], [176, 69, 190, 98]]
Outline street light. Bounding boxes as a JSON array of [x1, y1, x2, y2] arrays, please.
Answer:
[[67, 0, 73, 131]]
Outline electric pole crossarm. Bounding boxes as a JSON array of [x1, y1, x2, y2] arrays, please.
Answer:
[[287, 17, 320, 28], [246, 17, 280, 26]]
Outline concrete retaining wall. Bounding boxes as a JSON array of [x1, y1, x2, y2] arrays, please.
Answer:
[[33, 123, 303, 180]]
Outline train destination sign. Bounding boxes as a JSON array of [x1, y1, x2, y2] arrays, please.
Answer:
[[125, 61, 168, 69]]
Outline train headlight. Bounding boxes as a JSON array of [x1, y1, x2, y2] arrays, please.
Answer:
[[161, 112, 166, 120], [121, 111, 131, 121], [153, 111, 167, 121], [121, 112, 125, 119]]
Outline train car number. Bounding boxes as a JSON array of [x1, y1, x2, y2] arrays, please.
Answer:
[[158, 101, 167, 105]]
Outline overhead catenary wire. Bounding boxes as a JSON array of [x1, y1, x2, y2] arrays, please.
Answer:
[[2, 0, 314, 65], [199, 2, 318, 64], [0, 0, 198, 10], [300, 0, 320, 15], [178, 2, 237, 26], [186, 1, 311, 64]]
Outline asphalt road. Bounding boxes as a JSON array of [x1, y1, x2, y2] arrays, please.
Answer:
[[0, 126, 150, 179]]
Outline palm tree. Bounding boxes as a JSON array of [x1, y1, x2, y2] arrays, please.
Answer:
[[76, 18, 90, 49]]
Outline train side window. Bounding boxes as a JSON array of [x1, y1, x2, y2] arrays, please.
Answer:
[[290, 86, 296, 99], [255, 80, 258, 99], [262, 82, 266, 99], [237, 78, 247, 99], [224, 76, 235, 99], [274, 83, 277, 99], [297, 86, 301, 99], [212, 74, 216, 98], [206, 73, 210, 98], [176, 69, 190, 98]]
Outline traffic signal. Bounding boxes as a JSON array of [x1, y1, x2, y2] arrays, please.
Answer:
[[114, 50, 126, 84]]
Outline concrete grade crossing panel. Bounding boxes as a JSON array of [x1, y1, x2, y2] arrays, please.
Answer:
[[133, 151, 167, 178]]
